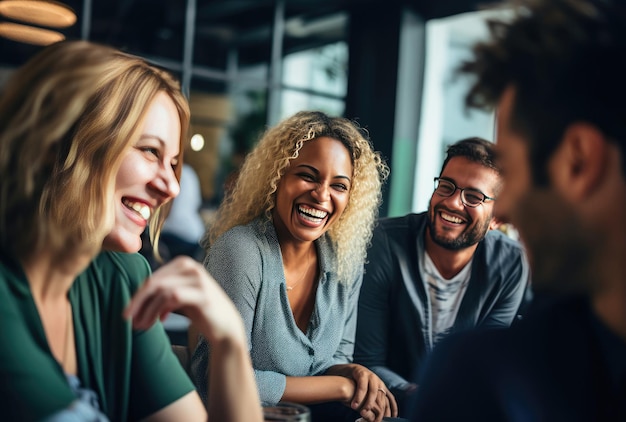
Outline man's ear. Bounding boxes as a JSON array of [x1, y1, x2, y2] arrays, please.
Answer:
[[489, 216, 502, 230], [549, 123, 608, 202]]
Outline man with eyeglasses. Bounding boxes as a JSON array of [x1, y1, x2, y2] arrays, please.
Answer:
[[354, 137, 530, 416]]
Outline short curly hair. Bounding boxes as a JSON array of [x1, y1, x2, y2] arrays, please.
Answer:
[[206, 110, 389, 283], [461, 0, 626, 185]]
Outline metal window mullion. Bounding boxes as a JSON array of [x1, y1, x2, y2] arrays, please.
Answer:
[[181, 0, 197, 98], [266, 0, 285, 126]]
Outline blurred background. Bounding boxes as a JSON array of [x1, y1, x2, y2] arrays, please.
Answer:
[[0, 0, 510, 218]]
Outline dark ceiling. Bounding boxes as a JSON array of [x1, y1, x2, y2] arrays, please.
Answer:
[[0, 0, 491, 69]]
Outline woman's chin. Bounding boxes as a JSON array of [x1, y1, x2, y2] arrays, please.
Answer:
[[102, 231, 142, 253]]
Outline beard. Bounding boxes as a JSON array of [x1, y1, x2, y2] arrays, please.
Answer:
[[427, 202, 492, 251], [511, 189, 599, 294]]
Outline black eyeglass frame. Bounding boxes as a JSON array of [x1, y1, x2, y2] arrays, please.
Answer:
[[433, 177, 496, 208]]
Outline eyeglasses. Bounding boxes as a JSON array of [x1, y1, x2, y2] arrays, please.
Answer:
[[433, 177, 496, 208]]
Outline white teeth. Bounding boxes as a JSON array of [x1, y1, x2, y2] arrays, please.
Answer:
[[441, 212, 463, 224], [137, 205, 151, 220], [124, 199, 151, 220], [298, 205, 328, 220]]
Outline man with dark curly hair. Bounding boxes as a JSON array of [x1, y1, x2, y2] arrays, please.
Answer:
[[411, 0, 626, 420]]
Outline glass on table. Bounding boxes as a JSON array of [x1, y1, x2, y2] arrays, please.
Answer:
[[263, 402, 311, 421]]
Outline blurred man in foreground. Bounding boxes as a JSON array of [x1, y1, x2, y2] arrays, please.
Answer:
[[411, 0, 626, 420]]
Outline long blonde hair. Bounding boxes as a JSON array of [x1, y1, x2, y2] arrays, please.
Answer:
[[206, 110, 389, 283], [0, 40, 189, 261]]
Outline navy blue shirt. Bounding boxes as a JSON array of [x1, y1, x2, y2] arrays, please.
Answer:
[[410, 295, 626, 421]]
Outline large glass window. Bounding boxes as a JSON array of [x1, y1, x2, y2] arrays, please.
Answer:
[[412, 8, 512, 212], [279, 41, 348, 119], [186, 6, 349, 206], [0, 1, 351, 208]]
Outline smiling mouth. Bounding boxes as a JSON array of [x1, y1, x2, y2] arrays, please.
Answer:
[[122, 198, 152, 220], [440, 211, 464, 224], [298, 205, 328, 223]]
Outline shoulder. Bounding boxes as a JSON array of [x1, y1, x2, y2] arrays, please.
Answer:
[[417, 319, 530, 391], [207, 219, 277, 274], [215, 219, 269, 245], [482, 229, 525, 256], [413, 297, 599, 419], [478, 229, 528, 274], [372, 212, 426, 244], [441, 296, 590, 355], [87, 251, 151, 292], [434, 297, 592, 375], [211, 219, 273, 257], [0, 256, 23, 293], [0, 258, 29, 318], [376, 212, 425, 232]]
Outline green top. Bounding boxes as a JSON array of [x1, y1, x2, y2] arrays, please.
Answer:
[[0, 251, 195, 421]]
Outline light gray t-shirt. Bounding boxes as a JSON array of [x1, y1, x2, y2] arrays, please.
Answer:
[[423, 252, 472, 345]]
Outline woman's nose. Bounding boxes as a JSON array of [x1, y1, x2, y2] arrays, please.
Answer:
[[153, 166, 180, 199], [311, 183, 330, 203]]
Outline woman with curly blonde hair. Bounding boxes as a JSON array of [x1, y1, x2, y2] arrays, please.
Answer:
[[191, 111, 397, 422]]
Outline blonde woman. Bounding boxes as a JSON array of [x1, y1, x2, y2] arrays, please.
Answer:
[[191, 111, 397, 422], [0, 40, 261, 421]]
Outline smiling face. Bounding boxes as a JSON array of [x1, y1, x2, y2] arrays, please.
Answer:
[[272, 136, 353, 245], [102, 91, 181, 252], [427, 156, 499, 251]]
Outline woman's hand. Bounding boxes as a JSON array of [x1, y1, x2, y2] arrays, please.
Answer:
[[123, 256, 246, 346], [326, 363, 398, 422], [125, 256, 263, 421]]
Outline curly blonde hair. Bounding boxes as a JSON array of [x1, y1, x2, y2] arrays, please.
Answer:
[[206, 110, 389, 283], [0, 40, 189, 261]]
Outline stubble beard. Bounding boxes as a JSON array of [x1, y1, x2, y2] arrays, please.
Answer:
[[512, 189, 598, 294], [427, 203, 491, 251]]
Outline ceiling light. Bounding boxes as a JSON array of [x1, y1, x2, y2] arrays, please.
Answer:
[[0, 0, 76, 28], [0, 21, 65, 45], [190, 134, 205, 152]]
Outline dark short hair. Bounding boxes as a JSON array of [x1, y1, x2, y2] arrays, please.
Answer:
[[460, 0, 626, 185], [440, 137, 499, 176]]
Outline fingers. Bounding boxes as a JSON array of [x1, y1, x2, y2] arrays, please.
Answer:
[[353, 382, 389, 421], [359, 388, 392, 422], [376, 388, 391, 419], [344, 364, 395, 421], [123, 256, 247, 345], [350, 374, 369, 411], [355, 382, 383, 416], [126, 284, 170, 330], [123, 257, 201, 325], [386, 388, 398, 417]]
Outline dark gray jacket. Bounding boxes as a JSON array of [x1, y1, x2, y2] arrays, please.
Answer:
[[354, 212, 530, 392]]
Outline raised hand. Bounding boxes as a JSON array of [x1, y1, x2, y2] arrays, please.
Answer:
[[123, 256, 246, 346]]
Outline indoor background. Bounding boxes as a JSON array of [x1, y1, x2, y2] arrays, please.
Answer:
[[0, 0, 508, 218]]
